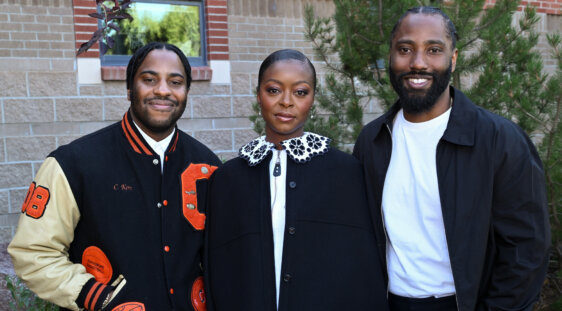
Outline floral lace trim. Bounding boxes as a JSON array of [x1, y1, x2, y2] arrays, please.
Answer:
[[239, 132, 331, 166]]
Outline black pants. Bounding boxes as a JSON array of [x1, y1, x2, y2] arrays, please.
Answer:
[[389, 293, 458, 311]]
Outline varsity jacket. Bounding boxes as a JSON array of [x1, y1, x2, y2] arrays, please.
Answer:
[[9, 111, 221, 311], [353, 87, 550, 311], [205, 133, 389, 311]]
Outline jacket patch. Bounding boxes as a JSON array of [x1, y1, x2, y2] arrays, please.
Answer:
[[191, 276, 207, 311], [82, 246, 113, 285], [112, 302, 146, 311], [181, 163, 218, 230], [21, 182, 50, 219]]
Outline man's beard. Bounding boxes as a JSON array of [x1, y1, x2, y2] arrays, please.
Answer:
[[129, 87, 186, 134], [389, 60, 452, 115]]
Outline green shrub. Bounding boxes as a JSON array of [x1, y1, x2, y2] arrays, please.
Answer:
[[4, 275, 59, 311]]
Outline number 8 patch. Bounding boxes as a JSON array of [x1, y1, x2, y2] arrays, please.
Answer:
[[21, 182, 50, 219]]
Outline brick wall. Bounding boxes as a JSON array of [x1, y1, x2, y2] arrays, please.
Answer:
[[486, 0, 561, 15]]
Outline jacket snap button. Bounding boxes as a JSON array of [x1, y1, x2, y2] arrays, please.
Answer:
[[170, 288, 174, 294], [288, 227, 295, 235], [153, 159, 159, 165], [289, 181, 296, 189], [157, 202, 162, 208], [163, 200, 168, 206], [164, 245, 170, 252], [283, 274, 291, 282], [201, 166, 209, 174]]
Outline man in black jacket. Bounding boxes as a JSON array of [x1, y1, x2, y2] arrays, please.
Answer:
[[353, 7, 549, 311], [9, 42, 221, 311]]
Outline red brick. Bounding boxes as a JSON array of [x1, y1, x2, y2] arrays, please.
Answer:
[[207, 15, 228, 22], [74, 16, 98, 24], [206, 0, 227, 6], [208, 54, 229, 60], [208, 37, 229, 45], [208, 22, 227, 29], [73, 8, 97, 16], [73, 0, 97, 9], [75, 33, 97, 41], [208, 45, 229, 52], [74, 25, 98, 32], [206, 7, 228, 15], [208, 30, 228, 37]]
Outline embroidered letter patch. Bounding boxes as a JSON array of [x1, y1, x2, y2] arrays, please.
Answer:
[[21, 182, 50, 219], [181, 163, 218, 230], [82, 246, 113, 285], [112, 302, 145, 311]]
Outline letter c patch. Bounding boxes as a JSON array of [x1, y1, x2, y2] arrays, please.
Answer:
[[181, 163, 218, 230]]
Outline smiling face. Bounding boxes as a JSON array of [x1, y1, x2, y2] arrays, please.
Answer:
[[128, 48, 188, 141], [389, 13, 458, 119], [257, 59, 315, 147]]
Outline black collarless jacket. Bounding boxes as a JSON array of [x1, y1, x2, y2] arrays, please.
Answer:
[[353, 87, 549, 311], [205, 148, 388, 311]]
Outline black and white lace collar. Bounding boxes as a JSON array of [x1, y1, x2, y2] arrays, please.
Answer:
[[239, 132, 331, 166]]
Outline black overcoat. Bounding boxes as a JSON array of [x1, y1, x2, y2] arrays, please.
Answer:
[[205, 146, 388, 311]]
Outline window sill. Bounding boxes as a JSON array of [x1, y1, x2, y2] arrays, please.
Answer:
[[101, 66, 213, 81]]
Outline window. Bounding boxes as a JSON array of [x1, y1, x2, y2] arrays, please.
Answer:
[[100, 0, 206, 67]]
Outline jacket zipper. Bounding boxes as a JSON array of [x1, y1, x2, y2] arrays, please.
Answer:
[[436, 139, 461, 311], [383, 123, 392, 299]]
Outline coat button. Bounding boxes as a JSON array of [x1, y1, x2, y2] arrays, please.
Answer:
[[164, 246, 170, 252], [157, 202, 162, 208], [170, 288, 174, 294], [153, 159, 159, 165], [163, 200, 168, 206], [201, 166, 209, 174], [288, 227, 295, 235], [283, 274, 291, 282], [289, 181, 296, 189]]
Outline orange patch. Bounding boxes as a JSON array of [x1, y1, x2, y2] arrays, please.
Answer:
[[181, 163, 218, 230], [82, 246, 113, 285], [112, 302, 146, 311], [21, 182, 50, 219], [191, 276, 207, 311]]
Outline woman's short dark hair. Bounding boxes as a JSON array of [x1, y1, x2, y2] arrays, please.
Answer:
[[257, 49, 317, 92], [126, 42, 192, 90], [390, 6, 458, 50]]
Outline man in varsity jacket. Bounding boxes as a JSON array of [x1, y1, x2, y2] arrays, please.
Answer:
[[8, 42, 221, 311]]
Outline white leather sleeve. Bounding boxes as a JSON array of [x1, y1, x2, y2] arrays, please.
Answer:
[[8, 157, 94, 310]]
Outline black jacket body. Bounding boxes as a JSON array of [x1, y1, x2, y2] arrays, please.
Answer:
[[205, 146, 388, 311]]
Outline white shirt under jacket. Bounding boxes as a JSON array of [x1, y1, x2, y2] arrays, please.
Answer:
[[382, 108, 456, 298]]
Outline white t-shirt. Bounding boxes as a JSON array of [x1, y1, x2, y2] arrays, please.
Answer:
[[269, 148, 287, 308], [382, 108, 456, 298]]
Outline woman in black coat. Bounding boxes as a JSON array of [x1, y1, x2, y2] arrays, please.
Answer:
[[204, 49, 388, 311]]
